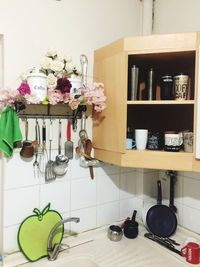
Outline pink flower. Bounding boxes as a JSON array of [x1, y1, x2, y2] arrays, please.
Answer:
[[17, 82, 31, 95], [56, 78, 72, 94], [48, 89, 64, 105], [80, 83, 106, 112], [0, 88, 20, 107], [68, 98, 80, 110], [25, 91, 41, 104]]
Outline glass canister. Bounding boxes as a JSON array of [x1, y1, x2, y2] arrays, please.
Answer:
[[173, 74, 189, 100], [27, 67, 47, 102]]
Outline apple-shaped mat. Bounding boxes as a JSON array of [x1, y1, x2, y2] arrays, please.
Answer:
[[17, 203, 64, 262]]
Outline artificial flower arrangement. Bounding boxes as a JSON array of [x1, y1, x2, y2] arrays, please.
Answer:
[[0, 49, 106, 112]]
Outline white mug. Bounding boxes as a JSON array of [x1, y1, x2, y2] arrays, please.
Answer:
[[135, 129, 148, 150]]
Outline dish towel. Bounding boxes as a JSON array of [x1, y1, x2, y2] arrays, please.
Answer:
[[0, 107, 22, 158]]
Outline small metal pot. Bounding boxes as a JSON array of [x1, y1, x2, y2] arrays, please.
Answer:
[[107, 225, 123, 242]]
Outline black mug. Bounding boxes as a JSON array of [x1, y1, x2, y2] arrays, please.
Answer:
[[123, 220, 138, 239], [147, 133, 164, 150]]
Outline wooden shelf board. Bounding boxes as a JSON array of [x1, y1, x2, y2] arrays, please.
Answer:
[[127, 100, 195, 105], [94, 148, 193, 171]]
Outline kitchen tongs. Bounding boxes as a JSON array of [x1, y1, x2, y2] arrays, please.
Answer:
[[144, 233, 182, 256]]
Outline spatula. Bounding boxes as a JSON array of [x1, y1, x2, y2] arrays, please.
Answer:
[[65, 120, 73, 159]]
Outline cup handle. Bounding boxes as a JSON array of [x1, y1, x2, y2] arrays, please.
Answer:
[[181, 245, 188, 257], [132, 140, 136, 148]]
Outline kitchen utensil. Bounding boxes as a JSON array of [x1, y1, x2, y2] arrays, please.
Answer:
[[161, 75, 173, 100], [83, 139, 94, 179], [45, 120, 56, 182], [164, 131, 183, 152], [39, 119, 48, 174], [64, 120, 73, 159], [135, 129, 148, 150], [130, 65, 139, 100], [123, 210, 138, 239], [144, 233, 182, 256], [33, 120, 40, 177], [174, 74, 189, 100], [20, 119, 34, 158], [181, 242, 200, 264], [147, 132, 164, 150], [27, 67, 47, 101], [75, 146, 94, 160], [183, 132, 193, 152], [80, 54, 88, 86], [53, 120, 69, 176], [146, 68, 156, 100], [107, 225, 123, 242], [166, 170, 177, 213], [144, 180, 177, 238], [78, 54, 88, 147]]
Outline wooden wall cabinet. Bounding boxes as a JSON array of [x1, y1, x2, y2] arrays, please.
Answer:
[[93, 32, 200, 172]]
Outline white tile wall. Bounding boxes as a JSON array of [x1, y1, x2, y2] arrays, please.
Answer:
[[2, 145, 140, 253], [3, 139, 200, 254]]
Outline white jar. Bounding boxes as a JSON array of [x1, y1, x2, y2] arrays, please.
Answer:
[[69, 76, 82, 95], [27, 68, 47, 102]]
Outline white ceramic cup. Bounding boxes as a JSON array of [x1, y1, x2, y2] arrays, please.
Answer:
[[135, 129, 148, 150]]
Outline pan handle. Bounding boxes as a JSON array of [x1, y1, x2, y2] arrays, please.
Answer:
[[157, 180, 162, 205]]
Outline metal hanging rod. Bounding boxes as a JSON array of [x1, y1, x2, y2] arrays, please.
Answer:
[[18, 114, 78, 120]]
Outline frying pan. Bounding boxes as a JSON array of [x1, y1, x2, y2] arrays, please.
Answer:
[[145, 180, 177, 237]]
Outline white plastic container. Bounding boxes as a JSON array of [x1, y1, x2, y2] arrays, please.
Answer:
[[69, 76, 82, 95], [27, 67, 47, 102]]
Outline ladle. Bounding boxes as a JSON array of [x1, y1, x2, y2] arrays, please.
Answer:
[[53, 120, 69, 176]]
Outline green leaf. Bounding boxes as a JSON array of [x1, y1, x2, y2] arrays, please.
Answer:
[[42, 203, 50, 216], [33, 208, 41, 216], [74, 94, 81, 99]]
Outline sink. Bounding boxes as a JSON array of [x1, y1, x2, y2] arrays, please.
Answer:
[[54, 257, 99, 267]]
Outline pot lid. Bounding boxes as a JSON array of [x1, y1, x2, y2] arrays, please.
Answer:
[[27, 67, 47, 78]]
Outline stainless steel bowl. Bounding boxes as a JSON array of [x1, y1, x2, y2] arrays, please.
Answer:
[[107, 225, 123, 242]]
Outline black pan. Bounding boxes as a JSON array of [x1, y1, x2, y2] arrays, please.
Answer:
[[146, 180, 177, 238]]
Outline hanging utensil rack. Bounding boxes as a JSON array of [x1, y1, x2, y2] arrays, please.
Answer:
[[17, 104, 87, 131]]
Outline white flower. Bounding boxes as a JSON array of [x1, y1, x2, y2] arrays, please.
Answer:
[[51, 60, 64, 72], [19, 70, 30, 82], [64, 55, 72, 63], [46, 47, 57, 58], [65, 62, 74, 73], [56, 53, 65, 62], [47, 73, 57, 89], [40, 57, 53, 70]]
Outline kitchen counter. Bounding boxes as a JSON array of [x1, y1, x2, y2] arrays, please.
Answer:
[[3, 222, 199, 267]]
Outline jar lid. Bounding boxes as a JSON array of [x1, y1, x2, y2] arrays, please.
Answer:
[[161, 75, 172, 79], [164, 131, 177, 134], [27, 67, 47, 78], [174, 73, 189, 78]]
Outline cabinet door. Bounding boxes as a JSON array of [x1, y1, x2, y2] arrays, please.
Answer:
[[93, 51, 127, 153], [193, 35, 200, 172]]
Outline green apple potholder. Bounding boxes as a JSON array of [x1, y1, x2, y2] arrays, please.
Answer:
[[17, 203, 64, 262]]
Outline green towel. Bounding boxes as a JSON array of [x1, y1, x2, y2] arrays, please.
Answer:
[[0, 107, 22, 158]]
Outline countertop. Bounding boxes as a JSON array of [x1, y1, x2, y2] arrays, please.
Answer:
[[3, 222, 199, 267]]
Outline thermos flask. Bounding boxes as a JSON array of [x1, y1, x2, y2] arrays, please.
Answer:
[[147, 68, 156, 100], [130, 65, 139, 100]]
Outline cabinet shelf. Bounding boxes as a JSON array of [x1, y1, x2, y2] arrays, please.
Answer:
[[94, 148, 193, 171], [127, 100, 195, 105]]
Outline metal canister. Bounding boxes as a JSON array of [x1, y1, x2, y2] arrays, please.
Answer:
[[147, 68, 156, 100], [130, 65, 139, 100], [160, 75, 173, 100], [173, 74, 189, 100]]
